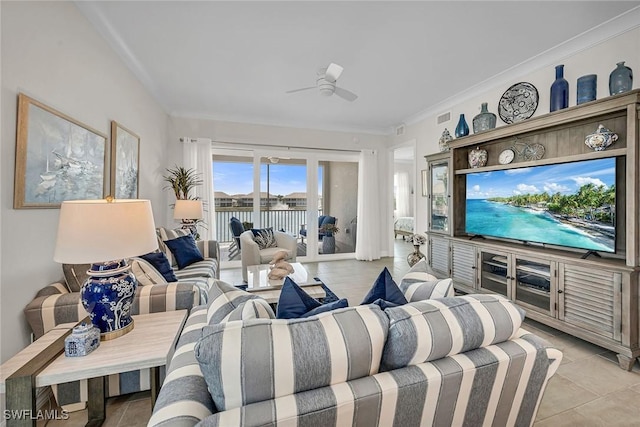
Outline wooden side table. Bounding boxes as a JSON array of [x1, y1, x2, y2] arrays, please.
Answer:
[[1, 310, 187, 427]]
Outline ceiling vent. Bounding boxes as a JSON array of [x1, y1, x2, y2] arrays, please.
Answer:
[[396, 124, 406, 136], [437, 111, 451, 125]]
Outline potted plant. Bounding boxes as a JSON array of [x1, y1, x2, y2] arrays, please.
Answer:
[[163, 166, 204, 238], [163, 166, 203, 200], [320, 223, 340, 254]]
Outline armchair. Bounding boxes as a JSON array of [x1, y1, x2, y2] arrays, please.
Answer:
[[228, 217, 245, 260], [240, 229, 297, 282], [299, 215, 337, 243]]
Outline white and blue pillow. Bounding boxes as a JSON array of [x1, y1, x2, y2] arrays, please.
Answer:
[[361, 267, 408, 309], [251, 227, 277, 250], [276, 277, 348, 319]]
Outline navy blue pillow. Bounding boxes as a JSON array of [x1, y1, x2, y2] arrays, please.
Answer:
[[164, 234, 204, 269], [140, 252, 177, 282], [276, 277, 348, 319], [361, 267, 408, 308]]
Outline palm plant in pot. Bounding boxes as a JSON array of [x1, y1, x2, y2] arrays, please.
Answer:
[[163, 166, 204, 238], [320, 223, 340, 254]]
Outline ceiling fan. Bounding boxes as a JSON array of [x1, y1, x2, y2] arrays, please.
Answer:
[[286, 63, 358, 102]]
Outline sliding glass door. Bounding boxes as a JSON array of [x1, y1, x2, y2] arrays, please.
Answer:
[[213, 148, 358, 266]]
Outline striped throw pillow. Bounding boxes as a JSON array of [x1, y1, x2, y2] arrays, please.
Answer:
[[402, 278, 454, 301], [195, 304, 389, 411], [381, 294, 525, 371], [220, 299, 275, 322], [130, 258, 167, 286], [206, 280, 262, 324], [399, 258, 438, 288]]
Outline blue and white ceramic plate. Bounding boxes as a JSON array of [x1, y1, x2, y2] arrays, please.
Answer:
[[498, 82, 539, 124]]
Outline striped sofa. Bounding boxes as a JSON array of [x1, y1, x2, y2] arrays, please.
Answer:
[[22, 233, 220, 408], [149, 280, 562, 427]]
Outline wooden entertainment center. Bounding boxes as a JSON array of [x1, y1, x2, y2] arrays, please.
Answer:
[[424, 90, 640, 370]]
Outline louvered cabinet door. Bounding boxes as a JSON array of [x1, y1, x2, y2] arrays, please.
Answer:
[[559, 264, 621, 341], [451, 242, 476, 290], [428, 235, 450, 277]]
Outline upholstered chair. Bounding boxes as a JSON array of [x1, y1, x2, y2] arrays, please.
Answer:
[[240, 230, 297, 282]]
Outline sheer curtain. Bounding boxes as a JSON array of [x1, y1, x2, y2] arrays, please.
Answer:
[[395, 172, 411, 218], [183, 138, 216, 240], [356, 149, 381, 261]]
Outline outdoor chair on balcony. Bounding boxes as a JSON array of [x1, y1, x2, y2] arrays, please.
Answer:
[[228, 217, 244, 260], [299, 215, 337, 244]]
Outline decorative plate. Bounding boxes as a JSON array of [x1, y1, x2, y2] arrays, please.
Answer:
[[498, 82, 539, 124], [523, 143, 545, 161]]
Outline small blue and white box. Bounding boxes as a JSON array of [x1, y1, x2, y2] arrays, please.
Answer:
[[64, 323, 100, 357]]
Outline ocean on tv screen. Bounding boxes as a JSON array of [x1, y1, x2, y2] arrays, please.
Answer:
[[465, 157, 616, 253]]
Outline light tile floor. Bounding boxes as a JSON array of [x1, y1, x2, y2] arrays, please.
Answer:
[[47, 239, 640, 426]]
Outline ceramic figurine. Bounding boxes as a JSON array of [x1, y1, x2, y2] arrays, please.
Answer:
[[584, 124, 618, 151], [468, 147, 488, 168], [64, 323, 101, 357], [439, 128, 453, 152]]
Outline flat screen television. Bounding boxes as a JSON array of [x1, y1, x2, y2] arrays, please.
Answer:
[[465, 157, 616, 254]]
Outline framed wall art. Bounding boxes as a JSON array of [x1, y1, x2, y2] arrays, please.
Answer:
[[110, 121, 140, 199], [14, 93, 107, 209]]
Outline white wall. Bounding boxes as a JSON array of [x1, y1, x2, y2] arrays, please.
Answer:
[[391, 25, 640, 243], [0, 1, 169, 362]]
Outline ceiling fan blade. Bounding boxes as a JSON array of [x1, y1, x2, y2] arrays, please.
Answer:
[[334, 86, 358, 102], [325, 63, 344, 83], [286, 86, 316, 94]]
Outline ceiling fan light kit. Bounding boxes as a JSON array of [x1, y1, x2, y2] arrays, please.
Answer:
[[287, 62, 358, 102]]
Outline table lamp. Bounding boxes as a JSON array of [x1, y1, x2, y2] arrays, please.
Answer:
[[54, 198, 157, 340], [173, 199, 203, 237]]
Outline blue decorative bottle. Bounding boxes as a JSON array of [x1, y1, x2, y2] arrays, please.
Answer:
[[550, 64, 569, 112], [455, 114, 469, 137], [609, 61, 633, 95]]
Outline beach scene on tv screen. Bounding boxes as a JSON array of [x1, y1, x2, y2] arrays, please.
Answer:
[[465, 157, 616, 253]]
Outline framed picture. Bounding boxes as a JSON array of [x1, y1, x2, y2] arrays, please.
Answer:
[[14, 93, 107, 209], [421, 169, 429, 197], [110, 121, 140, 199]]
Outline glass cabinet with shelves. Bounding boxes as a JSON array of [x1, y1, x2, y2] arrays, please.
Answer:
[[424, 152, 451, 234], [513, 257, 556, 316], [478, 250, 509, 297]]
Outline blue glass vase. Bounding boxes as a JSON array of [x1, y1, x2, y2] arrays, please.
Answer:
[[577, 74, 597, 105], [455, 114, 469, 137], [609, 61, 633, 95], [550, 64, 569, 112]]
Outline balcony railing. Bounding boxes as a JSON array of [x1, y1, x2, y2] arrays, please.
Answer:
[[215, 208, 319, 242]]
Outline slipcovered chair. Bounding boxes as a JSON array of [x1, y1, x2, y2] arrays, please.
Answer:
[[299, 215, 337, 243], [240, 229, 297, 282]]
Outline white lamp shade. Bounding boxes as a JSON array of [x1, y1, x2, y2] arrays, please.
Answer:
[[54, 199, 158, 264], [173, 199, 204, 220]]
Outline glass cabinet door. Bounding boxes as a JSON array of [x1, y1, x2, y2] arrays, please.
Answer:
[[429, 160, 449, 233], [479, 250, 509, 298], [513, 257, 555, 316]]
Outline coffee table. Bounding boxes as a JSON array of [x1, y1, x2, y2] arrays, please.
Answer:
[[2, 310, 187, 427], [245, 262, 325, 304]]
